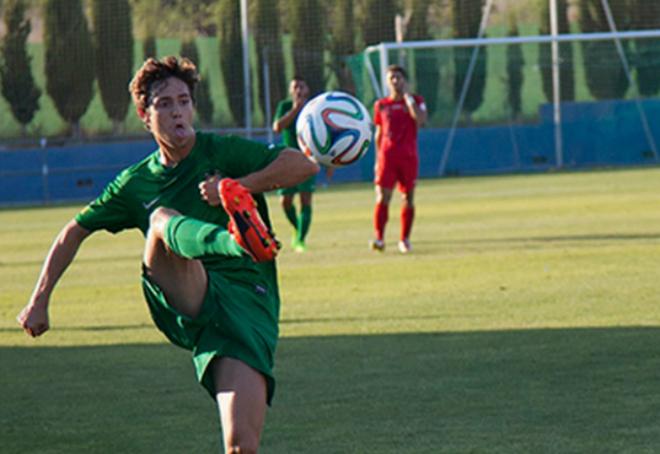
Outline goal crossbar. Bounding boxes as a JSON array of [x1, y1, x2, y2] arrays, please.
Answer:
[[365, 29, 660, 54]]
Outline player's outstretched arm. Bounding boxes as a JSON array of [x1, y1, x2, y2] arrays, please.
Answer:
[[17, 220, 91, 337], [240, 148, 319, 194], [199, 149, 319, 206]]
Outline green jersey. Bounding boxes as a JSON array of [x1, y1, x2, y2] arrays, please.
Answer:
[[274, 99, 299, 149], [75, 131, 283, 286], [75, 131, 285, 403]]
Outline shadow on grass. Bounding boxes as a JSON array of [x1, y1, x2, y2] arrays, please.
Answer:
[[0, 324, 154, 333], [2, 327, 660, 453]]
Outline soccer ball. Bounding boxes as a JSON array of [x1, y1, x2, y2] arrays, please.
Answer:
[[296, 91, 373, 168]]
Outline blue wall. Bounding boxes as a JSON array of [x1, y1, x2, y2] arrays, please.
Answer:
[[321, 98, 660, 185], [2, 99, 660, 207], [0, 140, 156, 206]]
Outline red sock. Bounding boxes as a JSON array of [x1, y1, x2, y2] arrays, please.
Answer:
[[374, 202, 388, 241], [401, 206, 415, 241]]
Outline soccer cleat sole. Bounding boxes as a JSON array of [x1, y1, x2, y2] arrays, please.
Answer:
[[220, 179, 281, 262]]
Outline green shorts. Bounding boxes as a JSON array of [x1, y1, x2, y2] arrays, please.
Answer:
[[277, 173, 316, 196], [141, 267, 279, 405]]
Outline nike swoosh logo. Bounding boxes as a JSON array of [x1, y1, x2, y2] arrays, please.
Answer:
[[142, 196, 161, 210]]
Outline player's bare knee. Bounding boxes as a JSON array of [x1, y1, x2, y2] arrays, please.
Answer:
[[149, 206, 180, 227], [148, 207, 180, 238], [144, 207, 181, 266], [375, 186, 392, 205], [221, 418, 261, 453], [225, 434, 259, 454], [377, 193, 391, 205]]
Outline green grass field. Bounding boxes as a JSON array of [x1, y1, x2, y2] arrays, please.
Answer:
[[2, 168, 660, 452]]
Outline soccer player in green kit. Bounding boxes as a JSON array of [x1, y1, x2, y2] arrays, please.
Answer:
[[17, 56, 319, 453], [272, 77, 326, 252]]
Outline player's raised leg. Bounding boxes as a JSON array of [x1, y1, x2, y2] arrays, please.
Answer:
[[143, 207, 209, 318], [213, 357, 268, 454], [143, 203, 276, 316], [154, 210, 246, 259]]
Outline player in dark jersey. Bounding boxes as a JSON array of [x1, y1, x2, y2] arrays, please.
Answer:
[[17, 56, 319, 453], [371, 65, 427, 254], [272, 77, 317, 252]]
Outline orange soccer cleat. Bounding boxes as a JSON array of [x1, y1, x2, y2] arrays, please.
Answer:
[[219, 178, 280, 262]]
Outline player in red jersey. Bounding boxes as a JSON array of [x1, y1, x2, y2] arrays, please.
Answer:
[[370, 65, 427, 253]]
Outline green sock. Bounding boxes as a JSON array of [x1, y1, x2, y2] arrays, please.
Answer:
[[163, 215, 244, 259], [283, 205, 298, 229], [297, 205, 312, 243]]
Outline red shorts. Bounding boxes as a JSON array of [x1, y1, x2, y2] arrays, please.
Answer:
[[374, 154, 418, 193]]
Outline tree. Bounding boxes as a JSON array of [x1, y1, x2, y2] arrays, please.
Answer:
[[289, 0, 326, 95], [538, 0, 574, 102], [578, 0, 631, 100], [130, 0, 217, 37], [218, 0, 244, 126], [630, 0, 660, 97], [0, 0, 40, 135], [328, 0, 357, 94], [360, 0, 397, 83], [43, 0, 95, 138], [91, 0, 134, 134], [404, 0, 439, 118], [506, 16, 524, 119], [254, 0, 286, 119], [180, 39, 214, 127], [130, 0, 158, 58], [452, 0, 487, 119], [173, 0, 217, 36], [361, 0, 396, 46], [143, 35, 157, 59]]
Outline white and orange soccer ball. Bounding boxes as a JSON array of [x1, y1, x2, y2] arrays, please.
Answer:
[[296, 91, 373, 168]]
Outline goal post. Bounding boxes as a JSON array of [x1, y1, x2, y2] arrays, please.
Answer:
[[363, 29, 660, 176]]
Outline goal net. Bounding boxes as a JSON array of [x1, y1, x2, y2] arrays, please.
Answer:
[[359, 29, 660, 177]]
